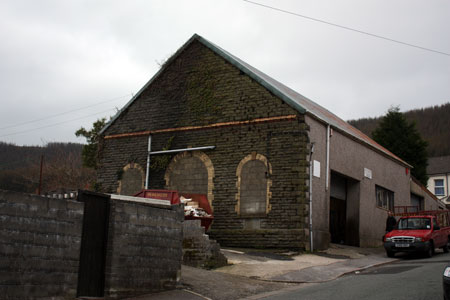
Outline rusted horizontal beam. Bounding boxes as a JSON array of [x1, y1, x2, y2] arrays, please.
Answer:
[[103, 114, 297, 140]]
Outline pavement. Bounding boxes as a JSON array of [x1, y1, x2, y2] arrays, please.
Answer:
[[126, 244, 396, 300]]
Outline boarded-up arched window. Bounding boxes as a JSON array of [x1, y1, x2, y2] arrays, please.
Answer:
[[164, 151, 215, 207], [235, 153, 272, 216], [117, 163, 145, 195]]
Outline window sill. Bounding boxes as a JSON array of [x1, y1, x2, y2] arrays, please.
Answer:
[[376, 206, 392, 213]]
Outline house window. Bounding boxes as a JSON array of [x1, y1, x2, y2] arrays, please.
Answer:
[[434, 179, 445, 196], [376, 185, 394, 211]]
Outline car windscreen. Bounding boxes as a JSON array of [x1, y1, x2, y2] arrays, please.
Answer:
[[397, 218, 431, 230]]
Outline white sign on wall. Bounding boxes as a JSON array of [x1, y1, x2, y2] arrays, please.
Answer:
[[364, 168, 372, 179], [313, 160, 321, 178]]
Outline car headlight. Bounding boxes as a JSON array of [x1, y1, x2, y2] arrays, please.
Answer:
[[444, 267, 450, 277], [385, 237, 392, 242], [414, 237, 423, 242]]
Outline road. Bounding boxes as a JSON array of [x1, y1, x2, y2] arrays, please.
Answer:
[[262, 251, 449, 300]]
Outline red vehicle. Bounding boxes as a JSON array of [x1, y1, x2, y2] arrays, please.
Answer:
[[384, 210, 450, 258]]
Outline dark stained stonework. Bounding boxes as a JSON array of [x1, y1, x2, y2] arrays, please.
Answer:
[[98, 39, 310, 249]]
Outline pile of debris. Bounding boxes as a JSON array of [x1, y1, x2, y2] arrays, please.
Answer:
[[180, 196, 212, 217]]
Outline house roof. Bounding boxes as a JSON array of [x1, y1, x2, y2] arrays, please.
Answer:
[[100, 34, 411, 168], [427, 156, 450, 175]]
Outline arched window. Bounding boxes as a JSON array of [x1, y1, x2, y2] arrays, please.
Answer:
[[165, 151, 215, 207], [117, 163, 145, 195], [235, 152, 272, 216]]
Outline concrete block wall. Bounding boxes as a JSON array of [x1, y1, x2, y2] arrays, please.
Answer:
[[104, 200, 184, 299], [0, 189, 185, 299], [0, 189, 84, 299]]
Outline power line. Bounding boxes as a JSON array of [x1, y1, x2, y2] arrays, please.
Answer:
[[0, 108, 116, 138], [243, 0, 450, 57], [0, 93, 131, 131]]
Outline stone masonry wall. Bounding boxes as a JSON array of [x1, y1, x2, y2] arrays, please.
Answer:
[[98, 39, 310, 249], [104, 200, 184, 299], [0, 189, 84, 299], [183, 220, 227, 269]]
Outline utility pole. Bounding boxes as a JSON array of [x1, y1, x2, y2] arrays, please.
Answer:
[[38, 155, 44, 195]]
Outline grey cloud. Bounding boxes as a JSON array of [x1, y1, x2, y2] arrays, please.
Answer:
[[0, 0, 448, 145]]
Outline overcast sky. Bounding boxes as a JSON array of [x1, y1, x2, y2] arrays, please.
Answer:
[[0, 0, 449, 146]]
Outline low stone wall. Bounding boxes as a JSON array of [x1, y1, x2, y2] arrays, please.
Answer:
[[0, 189, 84, 299], [183, 220, 227, 269], [104, 199, 184, 299]]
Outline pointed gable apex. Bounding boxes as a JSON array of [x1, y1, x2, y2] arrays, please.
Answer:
[[100, 34, 410, 168], [100, 33, 309, 136]]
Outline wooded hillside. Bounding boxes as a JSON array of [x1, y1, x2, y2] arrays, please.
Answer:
[[349, 103, 450, 157], [1, 103, 448, 193], [0, 142, 95, 194]]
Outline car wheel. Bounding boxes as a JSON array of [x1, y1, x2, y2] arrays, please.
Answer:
[[425, 241, 434, 258]]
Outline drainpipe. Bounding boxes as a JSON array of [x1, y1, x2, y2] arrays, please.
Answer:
[[326, 125, 330, 191], [447, 172, 449, 199], [309, 143, 315, 252], [145, 135, 152, 189]]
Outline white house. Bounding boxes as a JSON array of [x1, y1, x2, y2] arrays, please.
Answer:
[[427, 156, 450, 206]]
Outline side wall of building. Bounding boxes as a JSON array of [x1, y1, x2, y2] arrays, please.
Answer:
[[306, 116, 411, 248], [98, 40, 310, 249], [305, 116, 330, 250]]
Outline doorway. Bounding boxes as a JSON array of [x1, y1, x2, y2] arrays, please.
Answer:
[[330, 173, 347, 244], [330, 197, 346, 244], [329, 172, 360, 246]]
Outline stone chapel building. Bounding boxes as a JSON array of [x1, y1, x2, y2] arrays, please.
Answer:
[[97, 34, 415, 250]]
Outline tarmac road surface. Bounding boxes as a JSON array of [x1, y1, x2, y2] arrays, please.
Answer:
[[258, 251, 450, 300]]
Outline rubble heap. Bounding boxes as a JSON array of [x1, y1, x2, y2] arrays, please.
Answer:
[[180, 196, 212, 218]]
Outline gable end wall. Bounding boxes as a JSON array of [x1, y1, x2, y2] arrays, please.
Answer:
[[98, 40, 310, 249]]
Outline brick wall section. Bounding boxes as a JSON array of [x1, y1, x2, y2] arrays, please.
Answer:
[[98, 40, 310, 249], [103, 200, 184, 298], [0, 189, 83, 299]]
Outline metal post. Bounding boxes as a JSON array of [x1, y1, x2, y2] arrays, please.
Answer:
[[326, 125, 330, 191], [149, 146, 215, 155], [309, 143, 315, 252], [145, 135, 152, 189], [38, 155, 44, 195]]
